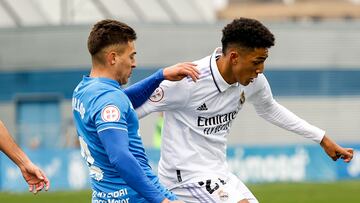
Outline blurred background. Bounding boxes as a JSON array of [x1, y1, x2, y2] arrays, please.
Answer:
[[0, 0, 359, 202]]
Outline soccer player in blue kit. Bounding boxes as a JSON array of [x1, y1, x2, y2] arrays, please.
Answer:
[[72, 19, 199, 203]]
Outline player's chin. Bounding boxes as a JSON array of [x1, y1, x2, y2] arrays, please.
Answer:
[[120, 78, 129, 85], [240, 80, 251, 86]]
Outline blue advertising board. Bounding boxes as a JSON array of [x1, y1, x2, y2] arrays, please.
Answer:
[[0, 149, 90, 191], [0, 144, 359, 191]]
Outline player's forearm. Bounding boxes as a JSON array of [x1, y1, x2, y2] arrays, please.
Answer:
[[0, 120, 32, 170], [124, 69, 164, 109], [320, 135, 337, 148], [110, 153, 166, 203], [99, 128, 166, 203]]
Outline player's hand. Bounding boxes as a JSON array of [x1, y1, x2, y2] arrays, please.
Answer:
[[20, 161, 50, 194], [163, 62, 199, 82], [320, 135, 354, 163]]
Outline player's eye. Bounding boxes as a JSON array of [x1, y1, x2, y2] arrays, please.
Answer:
[[253, 61, 263, 65]]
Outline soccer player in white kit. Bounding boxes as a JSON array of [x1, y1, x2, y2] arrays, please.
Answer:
[[136, 18, 354, 203]]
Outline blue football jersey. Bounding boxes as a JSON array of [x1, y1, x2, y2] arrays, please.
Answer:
[[72, 76, 168, 202]]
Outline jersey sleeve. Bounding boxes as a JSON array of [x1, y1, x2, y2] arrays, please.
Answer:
[[136, 79, 191, 119], [246, 74, 325, 143], [91, 90, 130, 133], [124, 69, 164, 109], [99, 128, 166, 203]]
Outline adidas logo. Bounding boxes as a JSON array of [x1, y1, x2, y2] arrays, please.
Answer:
[[197, 103, 208, 111]]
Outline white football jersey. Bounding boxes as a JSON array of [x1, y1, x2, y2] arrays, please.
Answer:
[[137, 48, 325, 188]]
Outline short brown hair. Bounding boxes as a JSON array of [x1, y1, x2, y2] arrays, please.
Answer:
[[87, 19, 137, 62]]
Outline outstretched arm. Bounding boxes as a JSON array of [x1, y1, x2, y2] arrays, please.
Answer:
[[0, 120, 50, 193], [249, 75, 353, 163], [253, 100, 354, 162], [124, 62, 199, 109]]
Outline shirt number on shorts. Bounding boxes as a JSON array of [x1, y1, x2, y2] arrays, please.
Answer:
[[198, 178, 226, 194]]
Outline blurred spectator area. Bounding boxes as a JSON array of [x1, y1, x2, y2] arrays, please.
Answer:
[[1, 0, 360, 149], [0, 0, 217, 28], [218, 0, 360, 21]]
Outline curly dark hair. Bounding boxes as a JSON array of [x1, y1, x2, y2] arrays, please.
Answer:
[[221, 17, 275, 53], [87, 19, 137, 57]]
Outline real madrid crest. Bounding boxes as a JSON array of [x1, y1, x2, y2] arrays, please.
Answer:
[[240, 91, 245, 105], [218, 189, 229, 201]]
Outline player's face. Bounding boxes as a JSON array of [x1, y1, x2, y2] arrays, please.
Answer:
[[114, 41, 136, 84], [232, 47, 268, 86]]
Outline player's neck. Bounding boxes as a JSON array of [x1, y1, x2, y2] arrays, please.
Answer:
[[216, 56, 236, 84], [90, 66, 116, 81]]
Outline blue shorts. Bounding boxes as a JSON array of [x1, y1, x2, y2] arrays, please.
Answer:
[[92, 177, 177, 203]]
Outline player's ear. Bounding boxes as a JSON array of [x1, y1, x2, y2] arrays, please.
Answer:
[[229, 51, 239, 65], [106, 51, 117, 66]]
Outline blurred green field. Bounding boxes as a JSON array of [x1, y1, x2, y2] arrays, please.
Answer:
[[250, 181, 360, 203], [0, 181, 359, 203]]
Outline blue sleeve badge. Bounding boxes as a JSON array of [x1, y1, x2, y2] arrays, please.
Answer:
[[101, 105, 121, 122]]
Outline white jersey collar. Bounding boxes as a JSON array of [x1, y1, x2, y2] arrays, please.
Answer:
[[210, 47, 239, 92]]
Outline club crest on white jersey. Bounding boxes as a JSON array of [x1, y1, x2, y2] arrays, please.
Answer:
[[149, 87, 164, 102], [101, 105, 120, 122]]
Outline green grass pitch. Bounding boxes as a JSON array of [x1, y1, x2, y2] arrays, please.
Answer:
[[0, 181, 359, 203]]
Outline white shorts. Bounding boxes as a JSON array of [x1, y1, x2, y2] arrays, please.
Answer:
[[170, 173, 259, 203]]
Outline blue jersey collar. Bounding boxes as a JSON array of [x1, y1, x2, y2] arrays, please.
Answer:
[[83, 76, 122, 89]]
